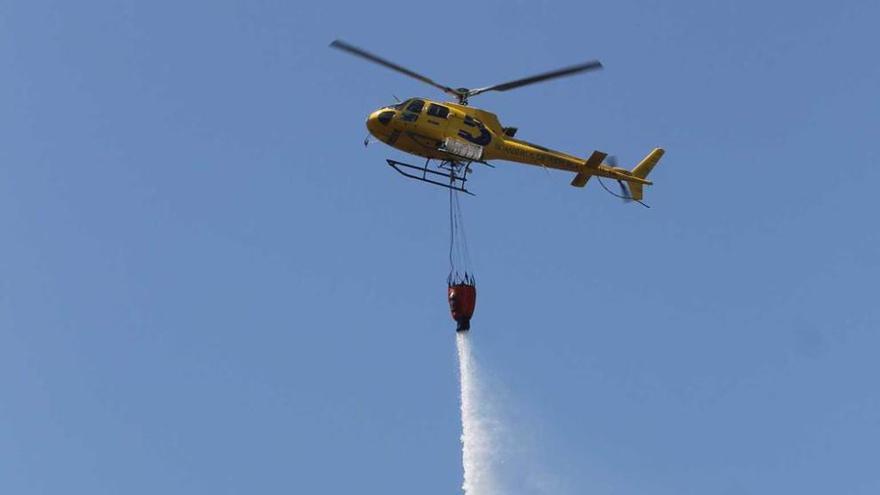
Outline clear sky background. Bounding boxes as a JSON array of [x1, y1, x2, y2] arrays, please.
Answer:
[[2, 1, 879, 494]]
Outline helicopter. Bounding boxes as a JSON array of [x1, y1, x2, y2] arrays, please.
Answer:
[[330, 40, 664, 203]]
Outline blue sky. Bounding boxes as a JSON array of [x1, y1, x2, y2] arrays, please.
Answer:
[[2, 1, 879, 493]]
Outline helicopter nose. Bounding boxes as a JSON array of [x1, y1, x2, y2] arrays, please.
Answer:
[[366, 110, 382, 136], [366, 109, 395, 138]]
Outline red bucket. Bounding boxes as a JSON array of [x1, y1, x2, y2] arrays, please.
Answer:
[[448, 283, 476, 331]]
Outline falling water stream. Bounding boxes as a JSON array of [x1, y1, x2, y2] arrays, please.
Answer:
[[456, 332, 499, 495]]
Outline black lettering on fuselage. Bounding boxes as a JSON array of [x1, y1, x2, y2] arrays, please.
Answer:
[[498, 143, 571, 169], [458, 116, 492, 146]]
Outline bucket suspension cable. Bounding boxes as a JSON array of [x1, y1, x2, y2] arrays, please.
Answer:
[[448, 173, 473, 285], [447, 175, 477, 332]]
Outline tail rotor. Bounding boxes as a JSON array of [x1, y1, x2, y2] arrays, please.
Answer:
[[607, 156, 633, 203]]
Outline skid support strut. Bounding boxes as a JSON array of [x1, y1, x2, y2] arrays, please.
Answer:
[[386, 158, 477, 195]]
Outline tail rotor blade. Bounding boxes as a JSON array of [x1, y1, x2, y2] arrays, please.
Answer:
[[617, 180, 633, 203]]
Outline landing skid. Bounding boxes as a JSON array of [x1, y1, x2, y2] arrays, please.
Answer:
[[386, 158, 486, 195]]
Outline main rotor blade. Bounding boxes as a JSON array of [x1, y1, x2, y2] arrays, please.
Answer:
[[468, 60, 603, 97], [329, 40, 456, 98]]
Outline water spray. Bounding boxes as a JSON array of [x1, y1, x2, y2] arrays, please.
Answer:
[[456, 332, 499, 495]]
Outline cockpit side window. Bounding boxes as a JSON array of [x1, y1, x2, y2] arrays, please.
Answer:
[[405, 99, 425, 114], [427, 104, 450, 119]]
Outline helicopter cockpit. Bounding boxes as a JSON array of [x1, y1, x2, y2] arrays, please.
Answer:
[[371, 99, 412, 126], [376, 110, 394, 125]]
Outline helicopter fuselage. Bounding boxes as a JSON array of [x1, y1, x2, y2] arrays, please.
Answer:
[[366, 97, 632, 182]]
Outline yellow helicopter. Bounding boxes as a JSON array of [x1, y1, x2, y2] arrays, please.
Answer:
[[331, 40, 664, 203]]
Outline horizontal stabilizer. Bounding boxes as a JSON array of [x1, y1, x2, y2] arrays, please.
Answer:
[[570, 150, 606, 187]]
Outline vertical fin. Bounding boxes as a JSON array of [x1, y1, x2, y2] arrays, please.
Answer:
[[632, 148, 664, 180], [626, 148, 664, 201]]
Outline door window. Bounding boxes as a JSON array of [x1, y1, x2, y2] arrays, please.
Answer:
[[427, 104, 450, 119]]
